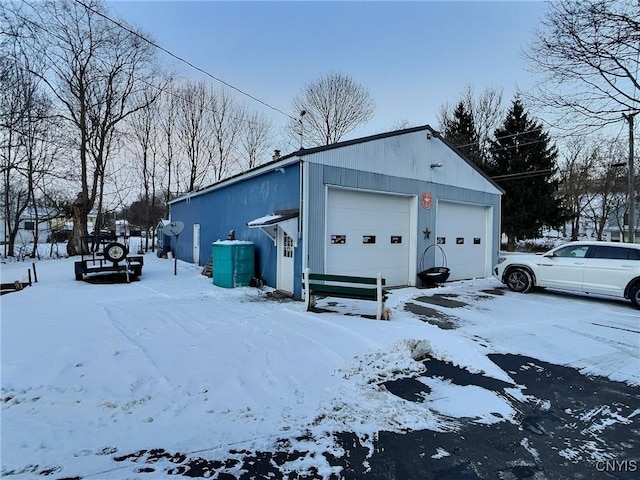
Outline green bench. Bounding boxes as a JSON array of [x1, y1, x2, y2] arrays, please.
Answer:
[[303, 268, 390, 320]]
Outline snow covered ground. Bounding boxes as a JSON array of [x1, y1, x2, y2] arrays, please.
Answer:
[[1, 246, 638, 479]]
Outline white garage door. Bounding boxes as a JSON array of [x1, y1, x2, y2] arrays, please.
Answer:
[[435, 201, 490, 281], [326, 188, 411, 286]]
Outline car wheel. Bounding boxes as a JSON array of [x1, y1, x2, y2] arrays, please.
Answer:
[[104, 242, 128, 263], [505, 268, 533, 293], [630, 283, 640, 309]]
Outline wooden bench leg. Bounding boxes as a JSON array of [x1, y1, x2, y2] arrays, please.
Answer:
[[304, 293, 316, 310], [304, 268, 315, 310]]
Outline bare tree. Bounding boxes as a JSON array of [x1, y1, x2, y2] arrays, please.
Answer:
[[291, 72, 375, 147], [239, 110, 273, 171], [583, 139, 631, 240], [387, 119, 418, 132], [175, 80, 214, 192], [22, 89, 61, 258], [8, 0, 161, 255], [556, 138, 599, 240], [0, 52, 31, 257], [159, 82, 178, 209], [0, 25, 61, 258], [208, 89, 245, 181], [526, 0, 640, 130], [584, 148, 627, 240], [127, 85, 164, 250], [438, 84, 504, 162]]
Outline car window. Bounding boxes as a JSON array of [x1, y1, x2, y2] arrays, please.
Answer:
[[553, 245, 589, 258], [591, 245, 632, 260], [629, 248, 640, 260]]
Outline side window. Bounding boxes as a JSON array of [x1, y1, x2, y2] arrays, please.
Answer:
[[591, 246, 630, 260], [555, 245, 589, 258], [628, 248, 640, 261]]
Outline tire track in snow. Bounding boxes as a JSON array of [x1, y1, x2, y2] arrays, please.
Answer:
[[553, 323, 638, 357], [99, 303, 171, 387]]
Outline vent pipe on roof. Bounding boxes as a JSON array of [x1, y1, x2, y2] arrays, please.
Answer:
[[272, 150, 281, 161]]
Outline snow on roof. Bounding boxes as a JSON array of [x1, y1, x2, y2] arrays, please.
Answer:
[[247, 214, 282, 227], [247, 209, 299, 228]]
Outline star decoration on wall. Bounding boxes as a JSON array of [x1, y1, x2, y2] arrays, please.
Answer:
[[423, 228, 431, 239]]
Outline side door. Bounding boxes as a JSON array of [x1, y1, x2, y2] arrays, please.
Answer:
[[193, 223, 200, 265], [582, 245, 638, 297], [535, 244, 589, 290], [277, 227, 295, 294]]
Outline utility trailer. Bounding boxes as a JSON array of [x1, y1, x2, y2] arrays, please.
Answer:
[[74, 235, 143, 282]]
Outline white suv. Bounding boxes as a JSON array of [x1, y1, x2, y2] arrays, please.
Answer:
[[494, 241, 640, 309]]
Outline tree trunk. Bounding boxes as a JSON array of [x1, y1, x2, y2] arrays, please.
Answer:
[[67, 193, 90, 256]]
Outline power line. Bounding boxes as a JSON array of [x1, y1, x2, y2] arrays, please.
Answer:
[[72, 0, 295, 122], [488, 138, 550, 154], [13, 1, 277, 131], [452, 126, 545, 151], [491, 169, 554, 181], [134, 76, 275, 130]]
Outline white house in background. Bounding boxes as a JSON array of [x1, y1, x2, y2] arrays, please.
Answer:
[[603, 203, 640, 243], [1, 210, 99, 248], [169, 125, 504, 299]]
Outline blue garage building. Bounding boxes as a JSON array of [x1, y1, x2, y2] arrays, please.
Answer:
[[169, 125, 503, 299]]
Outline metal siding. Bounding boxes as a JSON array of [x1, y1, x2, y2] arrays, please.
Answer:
[[306, 164, 501, 282], [304, 130, 501, 195], [306, 162, 325, 274], [169, 163, 301, 296]]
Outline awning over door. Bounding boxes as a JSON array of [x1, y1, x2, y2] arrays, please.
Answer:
[[247, 208, 298, 246]]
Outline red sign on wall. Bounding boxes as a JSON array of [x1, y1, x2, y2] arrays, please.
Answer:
[[421, 192, 433, 209]]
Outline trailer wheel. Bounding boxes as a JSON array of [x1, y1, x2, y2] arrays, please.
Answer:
[[104, 242, 128, 263]]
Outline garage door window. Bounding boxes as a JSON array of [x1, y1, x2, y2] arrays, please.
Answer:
[[363, 235, 376, 244]]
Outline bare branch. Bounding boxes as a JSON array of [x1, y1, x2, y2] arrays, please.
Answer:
[[290, 72, 375, 147], [525, 0, 640, 131]]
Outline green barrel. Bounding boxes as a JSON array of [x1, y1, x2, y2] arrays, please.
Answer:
[[212, 241, 255, 288]]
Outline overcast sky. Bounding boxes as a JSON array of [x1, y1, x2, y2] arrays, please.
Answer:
[[107, 0, 548, 143]]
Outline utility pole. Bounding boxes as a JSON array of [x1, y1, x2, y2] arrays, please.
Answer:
[[623, 111, 638, 243], [299, 110, 306, 150]]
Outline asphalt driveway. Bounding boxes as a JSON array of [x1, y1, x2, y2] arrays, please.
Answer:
[[84, 286, 639, 480]]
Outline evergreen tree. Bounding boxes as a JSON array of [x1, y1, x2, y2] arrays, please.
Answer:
[[490, 98, 567, 249], [442, 101, 485, 169]]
